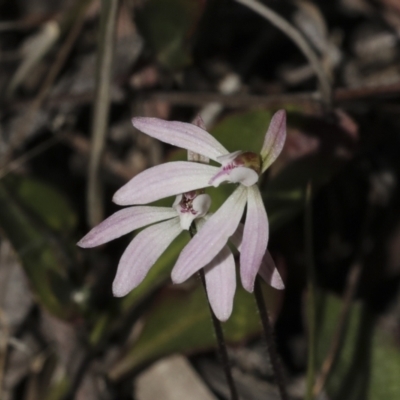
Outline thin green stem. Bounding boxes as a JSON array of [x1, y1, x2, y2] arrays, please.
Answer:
[[87, 0, 119, 227], [198, 270, 239, 400], [305, 182, 316, 400], [254, 278, 289, 400], [189, 225, 239, 400]]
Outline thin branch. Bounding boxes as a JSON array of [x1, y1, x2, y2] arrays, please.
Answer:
[[234, 0, 332, 107], [312, 261, 363, 396], [254, 278, 289, 400], [138, 90, 321, 108], [87, 0, 119, 227], [313, 202, 375, 396], [63, 132, 136, 181], [1, 3, 88, 168], [6, 80, 400, 114], [0, 135, 61, 180]]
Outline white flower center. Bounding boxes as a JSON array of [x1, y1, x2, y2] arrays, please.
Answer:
[[173, 191, 211, 230]]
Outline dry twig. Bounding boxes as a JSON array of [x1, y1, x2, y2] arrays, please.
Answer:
[[87, 0, 119, 227], [234, 0, 332, 106], [2, 1, 90, 168]]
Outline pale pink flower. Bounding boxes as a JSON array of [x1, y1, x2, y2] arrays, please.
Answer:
[[130, 110, 287, 293], [78, 188, 244, 321], [77, 191, 211, 296], [78, 111, 286, 321]]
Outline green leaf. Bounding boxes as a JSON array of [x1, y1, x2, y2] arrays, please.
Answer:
[[90, 231, 191, 346], [210, 110, 273, 153], [264, 155, 343, 232], [316, 293, 400, 400], [136, 0, 204, 69], [0, 178, 79, 319], [7, 175, 77, 233], [369, 330, 400, 399], [109, 282, 280, 380]]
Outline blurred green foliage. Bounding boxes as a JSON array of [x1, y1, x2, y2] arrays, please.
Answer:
[[135, 0, 205, 69], [0, 176, 79, 319], [2, 111, 388, 396], [264, 154, 343, 232], [316, 293, 400, 400], [109, 282, 279, 380], [210, 110, 273, 153], [11, 175, 78, 233]]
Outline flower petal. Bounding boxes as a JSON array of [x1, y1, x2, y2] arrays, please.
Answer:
[[112, 217, 182, 297], [77, 206, 178, 248], [209, 166, 259, 188], [204, 245, 236, 322], [258, 251, 285, 290], [228, 167, 259, 187], [132, 117, 229, 162], [231, 220, 282, 290], [240, 186, 269, 292], [113, 162, 220, 205], [171, 186, 247, 283], [216, 150, 243, 164], [260, 110, 287, 173], [229, 222, 244, 251]]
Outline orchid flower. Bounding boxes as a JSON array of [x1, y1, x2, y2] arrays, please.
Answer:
[[77, 188, 250, 321], [77, 190, 211, 297], [128, 110, 287, 293]]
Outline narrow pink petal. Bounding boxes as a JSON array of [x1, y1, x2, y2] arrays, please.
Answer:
[[171, 186, 247, 283], [258, 251, 285, 290], [240, 186, 269, 292], [112, 217, 182, 297], [132, 117, 229, 162], [229, 222, 244, 251], [231, 221, 283, 290], [113, 162, 220, 205], [260, 110, 287, 173], [204, 245, 236, 321], [216, 150, 243, 164], [77, 206, 178, 248]]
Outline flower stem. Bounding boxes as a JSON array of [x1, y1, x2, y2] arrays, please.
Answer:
[[254, 278, 289, 400], [198, 269, 239, 400]]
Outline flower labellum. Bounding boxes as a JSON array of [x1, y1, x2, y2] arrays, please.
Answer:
[[173, 190, 211, 230]]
